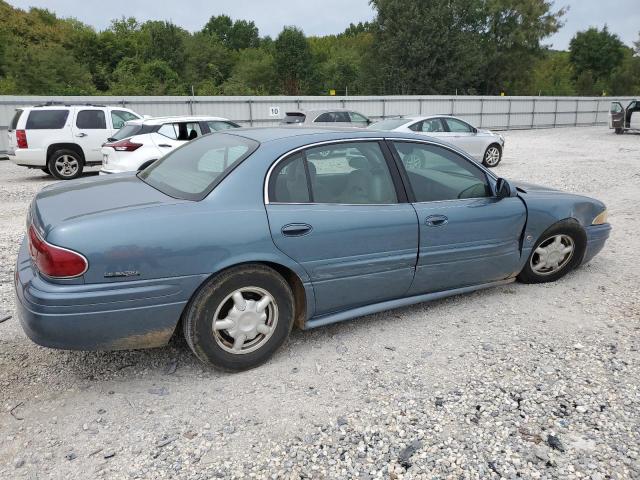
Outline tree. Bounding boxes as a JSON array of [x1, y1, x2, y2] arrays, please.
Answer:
[[109, 58, 183, 95], [274, 27, 313, 94], [138, 21, 189, 72], [184, 32, 235, 94], [202, 15, 259, 50], [370, 0, 486, 94], [530, 51, 575, 95], [479, 0, 566, 95], [221, 48, 277, 94], [569, 27, 626, 85]]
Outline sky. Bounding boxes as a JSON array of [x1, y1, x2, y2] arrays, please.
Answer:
[[6, 0, 640, 50]]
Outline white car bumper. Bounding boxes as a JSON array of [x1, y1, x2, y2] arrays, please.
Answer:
[[8, 148, 46, 167]]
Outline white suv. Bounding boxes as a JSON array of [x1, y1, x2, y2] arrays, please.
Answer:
[[7, 103, 141, 180], [100, 116, 239, 174]]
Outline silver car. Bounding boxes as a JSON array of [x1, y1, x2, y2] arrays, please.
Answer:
[[369, 115, 505, 167], [282, 109, 371, 128]]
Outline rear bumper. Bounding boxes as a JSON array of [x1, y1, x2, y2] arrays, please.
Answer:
[[581, 223, 612, 265], [9, 148, 46, 167], [14, 238, 206, 351]]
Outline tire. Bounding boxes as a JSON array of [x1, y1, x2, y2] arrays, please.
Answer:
[[183, 264, 295, 371], [47, 149, 84, 180], [482, 144, 502, 167], [41, 166, 51, 175], [517, 220, 587, 284], [614, 128, 624, 135]]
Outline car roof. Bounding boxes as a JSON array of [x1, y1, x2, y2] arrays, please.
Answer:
[[286, 108, 359, 115], [126, 115, 231, 126], [223, 126, 428, 144]]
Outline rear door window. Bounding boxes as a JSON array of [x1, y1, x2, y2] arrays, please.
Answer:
[[25, 110, 69, 129], [10, 109, 23, 130], [76, 110, 107, 129], [315, 113, 335, 122], [333, 112, 351, 123]]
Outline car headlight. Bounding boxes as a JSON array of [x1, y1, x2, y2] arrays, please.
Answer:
[[592, 209, 608, 225]]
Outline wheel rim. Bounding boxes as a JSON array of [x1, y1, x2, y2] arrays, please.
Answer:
[[212, 287, 278, 355], [530, 234, 575, 276], [484, 147, 501, 166], [54, 155, 79, 177]]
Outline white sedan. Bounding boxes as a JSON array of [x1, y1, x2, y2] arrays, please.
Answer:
[[100, 116, 240, 174], [369, 115, 505, 167]]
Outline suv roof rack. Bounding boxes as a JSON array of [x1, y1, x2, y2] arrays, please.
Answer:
[[33, 102, 107, 108]]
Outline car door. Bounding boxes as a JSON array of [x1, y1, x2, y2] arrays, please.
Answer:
[[409, 118, 447, 139], [150, 123, 187, 156], [389, 140, 526, 295], [609, 102, 624, 129], [72, 109, 109, 163], [628, 101, 640, 130], [265, 140, 419, 316], [442, 117, 485, 159]]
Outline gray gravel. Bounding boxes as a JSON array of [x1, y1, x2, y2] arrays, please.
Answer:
[[1, 126, 639, 479]]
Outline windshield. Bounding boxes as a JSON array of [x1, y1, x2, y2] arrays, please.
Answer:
[[139, 133, 259, 201], [368, 119, 409, 130]]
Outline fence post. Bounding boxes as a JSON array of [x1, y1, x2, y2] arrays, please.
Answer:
[[419, 98, 423, 115], [553, 99, 558, 127], [450, 98, 455, 115], [594, 99, 600, 125], [248, 99, 253, 127], [531, 98, 536, 129], [479, 97, 484, 128], [574, 99, 579, 126], [506, 98, 512, 130], [382, 98, 386, 119], [187, 98, 194, 115]]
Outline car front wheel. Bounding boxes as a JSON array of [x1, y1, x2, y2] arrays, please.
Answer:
[[183, 264, 295, 371], [482, 144, 502, 167], [517, 221, 586, 284]]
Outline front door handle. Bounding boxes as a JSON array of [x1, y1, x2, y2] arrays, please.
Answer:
[[281, 223, 313, 237], [158, 144, 172, 148], [76, 132, 87, 138], [425, 215, 448, 227]]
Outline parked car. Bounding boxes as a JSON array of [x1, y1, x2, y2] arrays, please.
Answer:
[[100, 116, 240, 174], [369, 115, 505, 167], [15, 128, 610, 371], [609, 100, 640, 134], [7, 103, 142, 180], [281, 109, 371, 128]]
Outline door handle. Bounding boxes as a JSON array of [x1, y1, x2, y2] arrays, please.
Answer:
[[281, 223, 313, 237], [425, 215, 448, 227], [76, 133, 87, 138], [158, 144, 172, 148]]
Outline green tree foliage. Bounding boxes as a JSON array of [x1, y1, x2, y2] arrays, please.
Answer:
[[569, 27, 626, 89], [274, 27, 313, 94], [0, 0, 638, 97], [202, 15, 260, 50]]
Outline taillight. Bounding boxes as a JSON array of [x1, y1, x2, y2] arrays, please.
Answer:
[[16, 130, 28, 149], [109, 139, 142, 152], [28, 225, 88, 278]]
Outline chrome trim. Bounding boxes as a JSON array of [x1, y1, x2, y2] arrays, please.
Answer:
[[263, 138, 384, 204]]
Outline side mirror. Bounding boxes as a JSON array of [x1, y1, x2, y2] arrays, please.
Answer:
[[137, 159, 157, 172], [495, 178, 512, 199], [472, 127, 478, 134]]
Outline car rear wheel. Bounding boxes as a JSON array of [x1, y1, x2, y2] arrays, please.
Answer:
[[48, 149, 84, 180], [482, 144, 502, 167], [41, 166, 51, 175], [517, 221, 586, 284], [183, 264, 294, 371]]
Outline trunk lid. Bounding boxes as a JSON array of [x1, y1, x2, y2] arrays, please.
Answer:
[[31, 173, 185, 235]]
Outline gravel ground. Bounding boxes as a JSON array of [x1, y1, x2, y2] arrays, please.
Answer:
[[0, 126, 639, 480]]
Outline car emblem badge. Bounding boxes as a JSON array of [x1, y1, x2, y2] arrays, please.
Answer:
[[104, 270, 140, 278]]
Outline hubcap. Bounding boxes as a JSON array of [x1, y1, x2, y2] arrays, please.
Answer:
[[530, 234, 575, 276], [54, 155, 79, 177], [212, 287, 278, 355], [484, 147, 501, 166]]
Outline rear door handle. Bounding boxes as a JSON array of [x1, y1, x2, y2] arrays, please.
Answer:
[[158, 144, 172, 148], [425, 215, 448, 227], [281, 223, 313, 237], [76, 132, 87, 138]]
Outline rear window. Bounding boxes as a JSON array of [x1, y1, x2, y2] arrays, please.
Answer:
[[282, 112, 306, 124], [25, 110, 69, 129], [368, 119, 409, 130], [10, 110, 23, 130], [139, 133, 259, 201], [111, 124, 144, 141]]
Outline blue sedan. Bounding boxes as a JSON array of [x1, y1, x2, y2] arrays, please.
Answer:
[[15, 128, 611, 370]]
